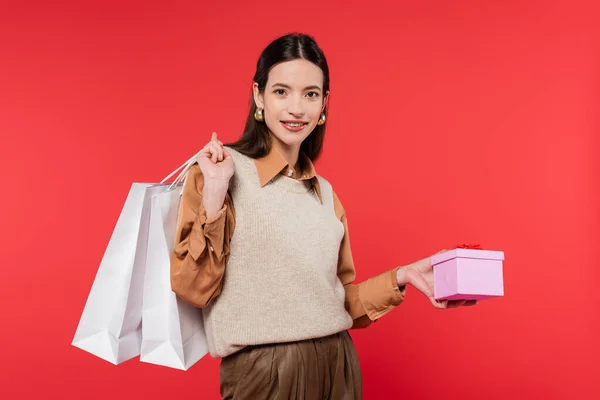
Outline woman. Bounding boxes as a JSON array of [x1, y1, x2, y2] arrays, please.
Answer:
[[170, 33, 474, 399]]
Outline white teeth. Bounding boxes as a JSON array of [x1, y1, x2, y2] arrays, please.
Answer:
[[285, 123, 304, 127]]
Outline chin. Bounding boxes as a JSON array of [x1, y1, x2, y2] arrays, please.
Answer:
[[272, 128, 309, 147]]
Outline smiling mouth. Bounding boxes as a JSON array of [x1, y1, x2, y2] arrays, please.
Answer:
[[281, 121, 308, 127]]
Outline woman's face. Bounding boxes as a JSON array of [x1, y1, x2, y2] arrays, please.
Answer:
[[253, 59, 328, 152]]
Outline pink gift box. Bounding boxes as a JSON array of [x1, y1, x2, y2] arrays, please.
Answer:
[[431, 248, 504, 300]]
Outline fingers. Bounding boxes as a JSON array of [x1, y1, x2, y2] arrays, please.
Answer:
[[409, 272, 447, 309], [222, 146, 231, 160], [213, 143, 223, 162], [431, 299, 478, 309], [429, 299, 462, 309], [210, 132, 223, 162], [210, 132, 224, 147], [200, 132, 225, 163], [430, 297, 448, 309], [202, 142, 219, 163]]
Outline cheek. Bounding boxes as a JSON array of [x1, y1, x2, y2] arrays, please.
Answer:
[[263, 99, 282, 131], [264, 98, 285, 118], [308, 102, 323, 118]]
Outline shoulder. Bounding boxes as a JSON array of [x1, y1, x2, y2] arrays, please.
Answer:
[[223, 145, 245, 159], [316, 174, 345, 220], [315, 173, 335, 193], [223, 145, 254, 167], [331, 187, 345, 220]]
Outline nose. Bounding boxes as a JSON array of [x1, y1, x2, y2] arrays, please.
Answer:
[[286, 94, 305, 117]]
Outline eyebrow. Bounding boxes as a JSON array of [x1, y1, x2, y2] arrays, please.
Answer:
[[271, 83, 322, 92]]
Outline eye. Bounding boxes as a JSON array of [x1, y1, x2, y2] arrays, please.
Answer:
[[274, 89, 286, 95], [306, 91, 320, 98]]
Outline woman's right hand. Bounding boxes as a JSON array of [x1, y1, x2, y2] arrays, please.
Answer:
[[196, 132, 235, 184]]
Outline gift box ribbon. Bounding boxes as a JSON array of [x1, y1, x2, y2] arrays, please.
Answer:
[[455, 244, 482, 250]]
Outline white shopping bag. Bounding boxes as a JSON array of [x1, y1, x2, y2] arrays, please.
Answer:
[[71, 182, 156, 364], [140, 174, 209, 370], [72, 153, 205, 367]]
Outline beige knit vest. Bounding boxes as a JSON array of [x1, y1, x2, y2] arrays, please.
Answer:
[[202, 146, 353, 358]]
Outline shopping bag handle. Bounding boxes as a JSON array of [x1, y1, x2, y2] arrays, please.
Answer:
[[160, 151, 201, 191]]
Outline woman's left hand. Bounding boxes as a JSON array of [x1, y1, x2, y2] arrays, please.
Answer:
[[396, 250, 478, 309]]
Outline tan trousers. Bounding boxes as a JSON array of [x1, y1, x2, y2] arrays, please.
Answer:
[[219, 331, 362, 399]]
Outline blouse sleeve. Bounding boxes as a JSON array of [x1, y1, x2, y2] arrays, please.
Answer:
[[170, 163, 235, 308], [333, 190, 406, 329]]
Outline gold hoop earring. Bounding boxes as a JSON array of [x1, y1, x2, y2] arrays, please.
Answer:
[[317, 112, 326, 125], [254, 107, 264, 122]]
